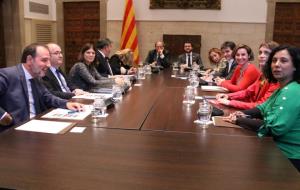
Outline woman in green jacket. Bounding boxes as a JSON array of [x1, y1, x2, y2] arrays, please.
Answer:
[[224, 45, 300, 172]]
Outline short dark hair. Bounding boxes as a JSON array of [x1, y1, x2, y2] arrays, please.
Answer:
[[78, 43, 97, 65], [184, 41, 193, 47], [232, 44, 254, 61], [96, 38, 112, 50], [20, 43, 49, 63], [221, 41, 236, 51], [264, 45, 300, 83]]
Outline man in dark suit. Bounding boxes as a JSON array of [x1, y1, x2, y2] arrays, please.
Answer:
[[42, 43, 86, 99], [96, 38, 114, 77], [145, 41, 170, 68], [0, 43, 83, 130], [178, 42, 204, 70]]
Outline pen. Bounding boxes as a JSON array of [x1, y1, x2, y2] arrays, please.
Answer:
[[68, 110, 78, 114]]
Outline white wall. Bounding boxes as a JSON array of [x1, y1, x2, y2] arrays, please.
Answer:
[[108, 0, 267, 23]]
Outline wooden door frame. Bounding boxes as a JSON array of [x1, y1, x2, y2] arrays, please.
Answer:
[[266, 0, 300, 42], [1, 0, 24, 67], [56, 0, 107, 71]]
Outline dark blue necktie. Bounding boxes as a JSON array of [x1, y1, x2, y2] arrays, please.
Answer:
[[29, 78, 42, 115], [56, 69, 70, 92], [105, 57, 113, 76]]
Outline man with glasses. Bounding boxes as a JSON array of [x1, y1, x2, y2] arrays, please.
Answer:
[[42, 43, 86, 99], [0, 43, 83, 131], [145, 41, 170, 68]]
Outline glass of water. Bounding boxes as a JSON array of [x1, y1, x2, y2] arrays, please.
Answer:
[[183, 86, 195, 105], [172, 62, 179, 70], [112, 85, 123, 100], [189, 75, 200, 88], [137, 67, 145, 79], [197, 100, 213, 127], [92, 98, 107, 118], [145, 65, 152, 74]]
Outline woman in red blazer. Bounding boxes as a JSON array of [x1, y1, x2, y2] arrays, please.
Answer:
[[216, 41, 280, 109], [215, 44, 260, 92]]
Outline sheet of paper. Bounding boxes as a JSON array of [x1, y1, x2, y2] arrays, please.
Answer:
[[195, 96, 203, 100], [178, 77, 188, 80], [70, 127, 86, 133], [15, 120, 75, 134], [134, 83, 142, 86], [73, 93, 113, 100], [201, 85, 228, 92], [212, 116, 241, 128], [42, 106, 92, 120]]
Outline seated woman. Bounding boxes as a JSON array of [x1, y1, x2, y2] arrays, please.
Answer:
[[201, 48, 227, 82], [110, 49, 137, 75], [69, 43, 123, 91], [216, 41, 280, 109], [215, 44, 260, 92], [224, 45, 300, 172]]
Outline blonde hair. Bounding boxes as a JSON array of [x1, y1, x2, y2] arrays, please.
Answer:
[[115, 48, 133, 66], [208, 48, 224, 64]]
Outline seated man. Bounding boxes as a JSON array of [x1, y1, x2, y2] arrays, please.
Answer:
[[145, 41, 170, 68], [42, 43, 86, 99], [0, 43, 83, 131], [96, 38, 114, 77], [178, 41, 204, 70]]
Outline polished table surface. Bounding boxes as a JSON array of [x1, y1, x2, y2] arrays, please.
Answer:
[[0, 69, 299, 190]]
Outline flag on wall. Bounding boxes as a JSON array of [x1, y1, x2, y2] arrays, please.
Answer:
[[120, 0, 139, 65]]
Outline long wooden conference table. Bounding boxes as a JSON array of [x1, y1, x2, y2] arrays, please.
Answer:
[[0, 69, 299, 189]]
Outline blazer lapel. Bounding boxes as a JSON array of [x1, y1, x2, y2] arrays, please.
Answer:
[[16, 64, 30, 111], [47, 69, 62, 90]]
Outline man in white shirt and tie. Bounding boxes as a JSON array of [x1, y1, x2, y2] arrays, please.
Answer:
[[96, 38, 114, 77], [0, 43, 83, 130], [42, 43, 86, 99], [178, 41, 203, 71]]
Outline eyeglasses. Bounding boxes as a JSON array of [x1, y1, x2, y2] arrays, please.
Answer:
[[51, 51, 63, 55]]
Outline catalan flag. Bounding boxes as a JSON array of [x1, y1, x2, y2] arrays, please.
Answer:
[[120, 0, 139, 65]]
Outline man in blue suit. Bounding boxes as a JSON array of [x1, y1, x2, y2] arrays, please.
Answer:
[[0, 43, 83, 130]]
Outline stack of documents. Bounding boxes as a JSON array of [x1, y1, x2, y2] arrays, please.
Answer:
[[42, 107, 92, 120], [73, 93, 113, 100], [15, 120, 75, 134]]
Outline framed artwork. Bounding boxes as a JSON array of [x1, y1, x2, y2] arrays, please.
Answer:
[[24, 0, 56, 21], [150, 0, 221, 10]]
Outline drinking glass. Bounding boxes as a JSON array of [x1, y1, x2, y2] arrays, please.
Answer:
[[183, 86, 195, 104], [137, 67, 145, 79], [197, 100, 213, 126], [92, 98, 107, 118], [124, 76, 131, 86], [145, 65, 152, 74], [192, 63, 199, 71], [172, 62, 179, 70], [189, 75, 200, 88], [112, 85, 123, 100]]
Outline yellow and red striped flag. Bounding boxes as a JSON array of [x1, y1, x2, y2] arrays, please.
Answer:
[[120, 0, 139, 65]]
